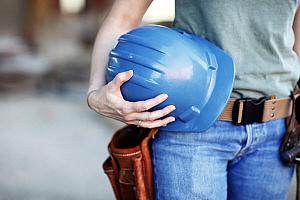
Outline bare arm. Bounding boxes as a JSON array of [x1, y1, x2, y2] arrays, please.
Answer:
[[88, 0, 153, 92], [87, 0, 176, 128], [294, 6, 300, 61]]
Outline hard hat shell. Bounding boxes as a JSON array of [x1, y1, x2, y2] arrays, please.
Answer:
[[106, 25, 235, 132]]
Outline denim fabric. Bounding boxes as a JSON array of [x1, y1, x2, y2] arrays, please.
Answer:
[[152, 119, 295, 200]]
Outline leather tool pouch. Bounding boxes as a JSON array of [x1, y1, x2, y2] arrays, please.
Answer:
[[102, 125, 157, 200], [279, 82, 300, 200], [280, 83, 300, 166]]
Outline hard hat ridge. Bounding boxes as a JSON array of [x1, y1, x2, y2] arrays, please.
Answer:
[[106, 25, 235, 132]]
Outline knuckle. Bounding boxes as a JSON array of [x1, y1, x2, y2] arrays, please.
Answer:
[[164, 119, 171, 125], [158, 120, 166, 126], [161, 109, 168, 116], [146, 113, 153, 121], [123, 115, 131, 122], [142, 103, 151, 111], [150, 111, 160, 120], [147, 124, 154, 129], [114, 102, 123, 111], [131, 103, 140, 111], [163, 117, 170, 123], [135, 103, 147, 112], [137, 121, 144, 127], [161, 120, 167, 126], [126, 121, 134, 125], [121, 104, 130, 114], [113, 74, 121, 83], [117, 73, 125, 81], [154, 97, 162, 104], [115, 73, 122, 79]]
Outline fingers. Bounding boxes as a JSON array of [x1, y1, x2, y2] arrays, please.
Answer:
[[124, 93, 169, 114], [109, 73, 176, 128], [130, 116, 176, 129], [124, 104, 176, 129], [124, 105, 176, 121], [112, 70, 133, 88]]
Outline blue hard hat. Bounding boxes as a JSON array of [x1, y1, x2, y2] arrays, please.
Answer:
[[106, 25, 235, 132]]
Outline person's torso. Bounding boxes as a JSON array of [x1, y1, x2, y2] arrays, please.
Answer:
[[174, 0, 300, 98]]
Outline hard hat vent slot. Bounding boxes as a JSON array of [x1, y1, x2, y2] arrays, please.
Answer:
[[208, 65, 217, 71], [178, 106, 201, 123]]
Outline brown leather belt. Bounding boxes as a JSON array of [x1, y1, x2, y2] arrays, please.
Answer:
[[218, 97, 293, 125]]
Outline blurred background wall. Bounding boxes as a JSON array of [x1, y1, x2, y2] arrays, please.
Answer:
[[0, 0, 175, 199], [0, 0, 296, 200]]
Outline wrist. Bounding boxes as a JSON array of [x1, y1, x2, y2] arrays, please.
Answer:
[[86, 89, 98, 110], [87, 85, 101, 95]]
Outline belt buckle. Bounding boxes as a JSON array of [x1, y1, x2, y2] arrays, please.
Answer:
[[232, 97, 268, 125]]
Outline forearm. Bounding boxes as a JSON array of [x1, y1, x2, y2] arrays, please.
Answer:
[[88, 0, 152, 93], [294, 6, 300, 61], [88, 20, 136, 93]]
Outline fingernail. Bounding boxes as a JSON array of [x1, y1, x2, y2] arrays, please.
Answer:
[[170, 117, 175, 122], [127, 70, 133, 76], [170, 105, 176, 111], [161, 94, 168, 99]]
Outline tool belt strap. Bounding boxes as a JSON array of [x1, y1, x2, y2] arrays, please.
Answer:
[[219, 97, 293, 124]]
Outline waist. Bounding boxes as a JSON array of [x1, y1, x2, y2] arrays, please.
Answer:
[[218, 96, 292, 125]]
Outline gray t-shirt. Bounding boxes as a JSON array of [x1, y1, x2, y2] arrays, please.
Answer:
[[174, 0, 300, 98]]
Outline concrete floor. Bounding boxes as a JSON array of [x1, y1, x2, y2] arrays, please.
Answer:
[[0, 90, 120, 200], [0, 89, 296, 200]]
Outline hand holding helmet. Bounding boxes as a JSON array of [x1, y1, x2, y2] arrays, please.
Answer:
[[87, 70, 176, 128]]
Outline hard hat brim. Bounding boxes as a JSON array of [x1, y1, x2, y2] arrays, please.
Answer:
[[159, 37, 235, 132]]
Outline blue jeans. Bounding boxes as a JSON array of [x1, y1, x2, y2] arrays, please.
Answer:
[[152, 119, 295, 200]]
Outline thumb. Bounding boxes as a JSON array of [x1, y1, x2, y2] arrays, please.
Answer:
[[112, 70, 133, 88]]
